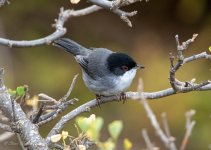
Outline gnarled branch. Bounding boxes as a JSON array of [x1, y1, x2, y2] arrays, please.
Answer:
[[0, 70, 48, 149]]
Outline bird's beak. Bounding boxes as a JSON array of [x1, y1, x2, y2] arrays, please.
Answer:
[[136, 64, 145, 69]]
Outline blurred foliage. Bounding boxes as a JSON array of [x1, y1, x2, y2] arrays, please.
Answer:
[[51, 114, 131, 150], [76, 114, 131, 150], [0, 0, 210, 149]]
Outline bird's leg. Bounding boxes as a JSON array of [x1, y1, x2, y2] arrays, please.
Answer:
[[95, 94, 102, 108], [119, 92, 127, 104]]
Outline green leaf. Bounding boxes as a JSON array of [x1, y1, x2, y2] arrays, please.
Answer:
[[123, 138, 132, 150], [108, 120, 123, 140], [95, 117, 104, 132], [76, 117, 89, 131], [8, 89, 17, 96], [87, 117, 104, 141], [16, 86, 25, 96]]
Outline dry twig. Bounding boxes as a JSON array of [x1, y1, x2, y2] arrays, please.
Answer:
[[169, 34, 210, 92], [180, 110, 196, 150], [138, 79, 177, 150], [142, 129, 156, 150]]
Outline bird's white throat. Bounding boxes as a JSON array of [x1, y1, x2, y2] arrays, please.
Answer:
[[115, 68, 137, 91]]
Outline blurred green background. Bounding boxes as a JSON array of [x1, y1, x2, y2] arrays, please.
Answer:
[[0, 0, 211, 149]]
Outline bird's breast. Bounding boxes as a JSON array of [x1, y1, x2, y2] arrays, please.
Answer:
[[82, 68, 137, 96], [114, 68, 137, 91]]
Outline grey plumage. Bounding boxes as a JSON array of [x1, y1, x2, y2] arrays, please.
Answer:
[[81, 48, 112, 78], [54, 38, 112, 79], [53, 38, 91, 56], [53, 38, 140, 97]]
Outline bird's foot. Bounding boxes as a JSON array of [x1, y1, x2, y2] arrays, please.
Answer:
[[95, 94, 102, 108], [119, 92, 127, 104]]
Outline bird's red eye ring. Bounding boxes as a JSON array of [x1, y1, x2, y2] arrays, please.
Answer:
[[122, 66, 129, 71]]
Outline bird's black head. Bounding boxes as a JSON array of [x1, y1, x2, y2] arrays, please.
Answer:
[[107, 53, 143, 76]]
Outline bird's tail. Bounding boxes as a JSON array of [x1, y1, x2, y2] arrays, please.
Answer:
[[53, 38, 90, 56]]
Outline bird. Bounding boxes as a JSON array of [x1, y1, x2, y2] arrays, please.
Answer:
[[53, 38, 144, 107]]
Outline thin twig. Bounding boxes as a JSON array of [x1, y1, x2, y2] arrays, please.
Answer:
[[32, 102, 45, 124], [44, 98, 78, 110], [35, 75, 78, 125], [176, 34, 198, 52], [16, 133, 26, 150], [141, 99, 177, 150], [37, 109, 60, 126], [37, 98, 78, 126], [161, 113, 171, 138], [169, 34, 210, 93], [142, 129, 155, 150], [138, 78, 177, 150], [38, 93, 58, 104], [88, 0, 143, 27], [60, 74, 78, 102], [180, 110, 196, 150]]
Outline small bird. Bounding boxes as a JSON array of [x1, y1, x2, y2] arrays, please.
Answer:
[[53, 38, 144, 107]]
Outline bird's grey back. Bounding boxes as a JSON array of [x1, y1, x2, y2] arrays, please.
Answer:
[[53, 38, 114, 78], [86, 48, 113, 78]]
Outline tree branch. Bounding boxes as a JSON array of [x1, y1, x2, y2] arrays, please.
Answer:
[[168, 34, 210, 93], [0, 5, 101, 48], [46, 82, 211, 142], [0, 0, 147, 47], [34, 75, 79, 125], [0, 69, 48, 149], [88, 0, 144, 27], [0, 0, 148, 48], [37, 98, 77, 126], [32, 102, 45, 124]]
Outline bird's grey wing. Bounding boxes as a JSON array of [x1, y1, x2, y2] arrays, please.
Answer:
[[87, 48, 113, 78], [75, 55, 91, 76], [76, 48, 113, 79]]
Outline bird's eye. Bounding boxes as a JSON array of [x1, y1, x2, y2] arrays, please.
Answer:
[[122, 66, 129, 71]]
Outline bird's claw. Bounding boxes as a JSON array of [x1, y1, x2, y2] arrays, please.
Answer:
[[119, 92, 127, 104], [96, 94, 102, 108]]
